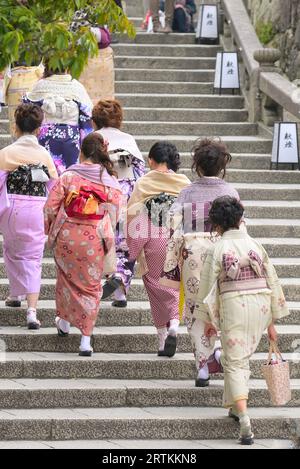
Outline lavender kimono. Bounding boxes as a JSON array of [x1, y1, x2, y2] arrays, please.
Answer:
[[161, 177, 240, 374]]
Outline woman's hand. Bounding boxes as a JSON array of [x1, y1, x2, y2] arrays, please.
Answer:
[[204, 322, 218, 338], [268, 323, 278, 342]]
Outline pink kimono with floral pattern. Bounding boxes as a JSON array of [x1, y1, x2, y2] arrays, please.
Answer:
[[44, 170, 122, 336]]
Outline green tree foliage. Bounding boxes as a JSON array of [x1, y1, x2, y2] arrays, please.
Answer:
[[256, 21, 276, 46], [0, 0, 135, 77]]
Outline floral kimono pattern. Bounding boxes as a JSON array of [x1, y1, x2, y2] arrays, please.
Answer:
[[24, 98, 93, 175], [195, 229, 290, 408], [44, 171, 122, 336]]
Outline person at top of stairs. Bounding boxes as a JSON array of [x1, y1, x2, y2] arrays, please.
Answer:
[[161, 138, 240, 387], [150, 0, 174, 33], [93, 99, 145, 308], [127, 141, 190, 357], [196, 196, 290, 445], [0, 103, 58, 329], [44, 132, 123, 356]]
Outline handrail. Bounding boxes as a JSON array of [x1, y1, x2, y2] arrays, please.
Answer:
[[221, 0, 300, 121], [260, 72, 299, 118], [221, 0, 261, 77]]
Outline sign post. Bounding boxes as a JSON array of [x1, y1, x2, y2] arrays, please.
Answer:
[[195, 4, 219, 44], [271, 122, 300, 170], [213, 52, 240, 94]]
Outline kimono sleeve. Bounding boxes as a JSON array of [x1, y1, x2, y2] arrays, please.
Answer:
[[159, 205, 184, 290], [43, 175, 67, 234], [194, 247, 222, 326], [261, 245, 290, 321]]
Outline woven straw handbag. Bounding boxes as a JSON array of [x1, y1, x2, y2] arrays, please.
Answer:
[[261, 341, 291, 406]]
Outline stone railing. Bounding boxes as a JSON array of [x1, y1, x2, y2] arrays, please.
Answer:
[[220, 0, 300, 125]]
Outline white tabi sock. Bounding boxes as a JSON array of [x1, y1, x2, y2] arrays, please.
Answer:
[[80, 335, 91, 351], [114, 286, 127, 302], [168, 319, 180, 336], [157, 327, 168, 351], [59, 318, 70, 334], [197, 363, 209, 380], [239, 413, 253, 438], [214, 349, 222, 363], [26, 308, 37, 324]]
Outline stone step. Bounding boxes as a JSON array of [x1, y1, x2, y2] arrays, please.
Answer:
[[115, 68, 215, 81], [119, 32, 198, 44], [114, 56, 216, 69], [126, 4, 144, 16], [0, 299, 298, 327], [0, 325, 298, 353], [117, 81, 215, 94], [0, 406, 298, 441], [0, 378, 299, 409], [246, 220, 300, 239], [122, 121, 258, 136], [244, 202, 300, 219], [255, 239, 300, 258], [0, 352, 299, 380], [123, 107, 248, 121], [134, 135, 271, 153], [117, 94, 245, 109], [226, 184, 300, 202], [0, 135, 12, 149], [142, 152, 272, 169], [0, 235, 297, 257], [0, 439, 293, 449], [128, 16, 143, 28], [113, 44, 222, 57], [227, 169, 300, 184], [1, 255, 300, 279], [0, 276, 299, 301], [0, 278, 300, 301]]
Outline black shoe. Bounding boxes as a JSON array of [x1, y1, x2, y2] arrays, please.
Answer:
[[163, 334, 177, 358], [27, 321, 41, 330], [157, 349, 167, 357], [102, 277, 123, 300], [112, 300, 127, 308], [240, 434, 254, 446], [5, 298, 21, 307], [79, 349, 93, 357], [195, 377, 210, 387]]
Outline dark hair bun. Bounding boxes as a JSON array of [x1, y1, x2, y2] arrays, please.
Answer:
[[209, 196, 244, 232], [148, 141, 181, 172], [15, 103, 44, 133], [192, 137, 231, 178]]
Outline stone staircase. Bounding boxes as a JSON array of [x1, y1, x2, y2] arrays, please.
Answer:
[[0, 0, 299, 449]]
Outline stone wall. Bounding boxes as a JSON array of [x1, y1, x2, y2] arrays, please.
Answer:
[[245, 0, 300, 82]]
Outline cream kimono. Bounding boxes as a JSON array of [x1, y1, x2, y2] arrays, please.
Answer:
[[161, 218, 222, 373], [194, 229, 289, 408]]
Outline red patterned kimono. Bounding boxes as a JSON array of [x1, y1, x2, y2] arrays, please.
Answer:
[[44, 165, 122, 336]]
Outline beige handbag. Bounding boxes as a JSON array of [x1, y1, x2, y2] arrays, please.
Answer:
[[261, 341, 291, 406]]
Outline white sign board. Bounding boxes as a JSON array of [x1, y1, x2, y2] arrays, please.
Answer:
[[214, 52, 240, 90], [196, 4, 218, 39], [271, 122, 299, 165]]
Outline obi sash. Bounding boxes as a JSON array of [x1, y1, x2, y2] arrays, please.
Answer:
[[65, 185, 108, 220]]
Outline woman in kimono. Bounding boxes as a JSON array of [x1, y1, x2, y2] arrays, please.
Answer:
[[25, 65, 93, 175], [93, 99, 145, 307], [0, 103, 58, 328], [196, 196, 289, 445], [161, 138, 240, 387], [127, 141, 190, 357], [44, 132, 122, 356]]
